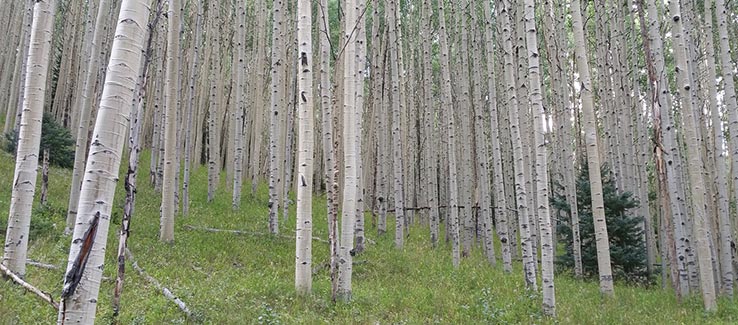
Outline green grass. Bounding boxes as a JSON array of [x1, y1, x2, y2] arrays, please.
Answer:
[[1, 149, 737, 324]]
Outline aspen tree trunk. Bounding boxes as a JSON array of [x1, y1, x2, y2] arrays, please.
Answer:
[[668, 0, 717, 310], [318, 0, 339, 301], [67, 0, 109, 234], [58, 0, 150, 321], [2, 0, 56, 278], [500, 0, 536, 290], [704, 0, 734, 298], [337, 0, 358, 301], [206, 0, 220, 202], [421, 0, 440, 248], [715, 0, 738, 251], [354, 0, 367, 254], [268, 0, 286, 234], [640, 0, 689, 296], [388, 0, 406, 250], [232, 0, 246, 210], [570, 0, 614, 296], [543, 0, 582, 277], [294, 0, 314, 295], [437, 0, 461, 268], [524, 0, 555, 314], [3, 1, 32, 136], [481, 0, 512, 272], [159, 0, 180, 243], [183, 0, 203, 217], [469, 5, 494, 266]]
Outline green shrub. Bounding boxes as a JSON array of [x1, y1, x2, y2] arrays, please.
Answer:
[[4, 113, 75, 168]]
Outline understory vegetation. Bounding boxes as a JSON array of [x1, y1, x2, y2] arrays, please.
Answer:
[[1, 151, 737, 323]]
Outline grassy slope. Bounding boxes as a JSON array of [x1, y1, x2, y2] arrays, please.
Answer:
[[0, 150, 737, 324]]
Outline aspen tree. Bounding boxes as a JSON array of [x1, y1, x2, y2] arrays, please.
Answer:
[[294, 0, 314, 295], [183, 0, 203, 216], [703, 0, 734, 298], [388, 0, 406, 250], [159, 0, 180, 243], [232, 0, 246, 210], [422, 0, 440, 248], [268, 0, 286, 234], [58, 0, 150, 321], [570, 0, 614, 296], [437, 0, 461, 268], [3, 1, 33, 136], [524, 0, 555, 314], [668, 0, 717, 310], [2, 0, 56, 278], [337, 0, 359, 301], [500, 0, 537, 290]]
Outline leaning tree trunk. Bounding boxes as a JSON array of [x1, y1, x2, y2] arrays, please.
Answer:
[[66, 0, 111, 234], [294, 0, 314, 295], [58, 0, 150, 322], [2, 0, 57, 278], [667, 0, 717, 311], [570, 0, 615, 296], [160, 0, 180, 243]]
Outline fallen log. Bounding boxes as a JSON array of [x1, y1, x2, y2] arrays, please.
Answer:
[[126, 249, 193, 318], [0, 263, 59, 310]]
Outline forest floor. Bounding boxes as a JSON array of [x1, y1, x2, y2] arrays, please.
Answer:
[[1, 150, 737, 324]]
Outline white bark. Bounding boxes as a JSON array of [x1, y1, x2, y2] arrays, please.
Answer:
[[336, 0, 358, 301], [570, 0, 614, 296], [58, 0, 150, 322], [294, 0, 314, 295], [668, 0, 717, 311], [160, 0, 180, 243], [524, 0, 555, 315], [2, 0, 56, 278]]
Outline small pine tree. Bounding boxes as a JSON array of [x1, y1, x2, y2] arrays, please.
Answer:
[[552, 161, 649, 284], [4, 113, 75, 168]]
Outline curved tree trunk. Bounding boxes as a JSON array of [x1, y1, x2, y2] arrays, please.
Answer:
[[58, 0, 150, 322], [2, 0, 57, 278]]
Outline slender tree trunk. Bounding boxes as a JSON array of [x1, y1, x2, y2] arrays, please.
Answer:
[[482, 0, 512, 272], [336, 0, 358, 301], [268, 0, 286, 234], [40, 148, 49, 206], [58, 1, 150, 321], [570, 0, 615, 296], [182, 0, 203, 217], [294, 0, 314, 295], [388, 0, 406, 250], [160, 0, 180, 243], [232, 1, 246, 210], [524, 0, 555, 315], [500, 0, 537, 290], [668, 0, 717, 311], [704, 0, 734, 298], [437, 0, 461, 268], [66, 0, 112, 234], [2, 0, 56, 278]]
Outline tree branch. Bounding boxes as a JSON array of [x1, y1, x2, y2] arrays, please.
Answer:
[[0, 263, 59, 310]]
